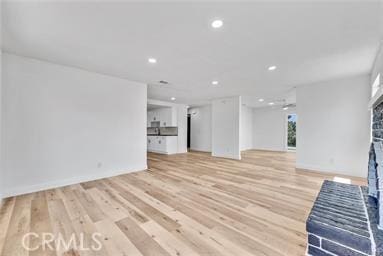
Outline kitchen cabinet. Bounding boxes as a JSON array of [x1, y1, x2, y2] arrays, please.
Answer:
[[147, 107, 174, 127], [147, 136, 160, 152], [147, 136, 177, 154], [147, 111, 154, 127], [147, 111, 158, 122], [158, 108, 172, 127]]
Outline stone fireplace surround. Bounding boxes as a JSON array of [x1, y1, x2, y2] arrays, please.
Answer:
[[306, 101, 383, 255]]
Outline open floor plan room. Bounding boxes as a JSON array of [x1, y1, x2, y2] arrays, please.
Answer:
[[0, 151, 366, 256], [0, 1, 383, 256]]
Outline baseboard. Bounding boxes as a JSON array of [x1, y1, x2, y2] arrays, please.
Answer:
[[189, 149, 211, 153], [148, 149, 179, 155], [212, 153, 241, 160], [189, 148, 211, 153], [252, 148, 288, 153], [295, 163, 364, 178], [296, 163, 342, 174], [2, 165, 148, 198]]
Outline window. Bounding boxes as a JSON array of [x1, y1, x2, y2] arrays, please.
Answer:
[[287, 114, 297, 149], [372, 73, 381, 98]]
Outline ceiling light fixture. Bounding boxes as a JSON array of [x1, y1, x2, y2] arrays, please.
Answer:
[[268, 65, 277, 71], [283, 107, 288, 110], [171, 97, 176, 101], [148, 58, 157, 64], [211, 20, 223, 28], [268, 102, 275, 105], [258, 99, 264, 102], [212, 81, 219, 85]]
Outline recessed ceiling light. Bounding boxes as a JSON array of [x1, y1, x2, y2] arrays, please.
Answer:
[[268, 66, 277, 71], [268, 102, 275, 105], [258, 98, 264, 102], [211, 20, 223, 28], [212, 81, 219, 85], [171, 97, 176, 101], [283, 107, 289, 110], [148, 58, 157, 64]]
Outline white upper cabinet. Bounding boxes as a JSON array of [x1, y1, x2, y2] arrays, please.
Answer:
[[147, 107, 175, 127], [147, 111, 154, 127]]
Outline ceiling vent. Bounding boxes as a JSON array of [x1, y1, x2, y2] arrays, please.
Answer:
[[158, 80, 169, 85], [148, 80, 172, 88]]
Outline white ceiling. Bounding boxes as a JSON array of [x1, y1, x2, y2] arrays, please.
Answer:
[[2, 1, 383, 107]]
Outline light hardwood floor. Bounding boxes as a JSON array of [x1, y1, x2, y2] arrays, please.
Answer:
[[0, 150, 366, 256]]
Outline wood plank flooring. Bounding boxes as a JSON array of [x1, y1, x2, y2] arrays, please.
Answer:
[[0, 150, 366, 256]]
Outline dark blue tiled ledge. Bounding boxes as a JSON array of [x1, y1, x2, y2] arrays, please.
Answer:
[[306, 180, 374, 255]]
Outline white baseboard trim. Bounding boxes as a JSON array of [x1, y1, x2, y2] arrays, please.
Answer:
[[295, 163, 364, 178], [295, 163, 334, 173], [252, 147, 287, 153], [296, 163, 348, 174], [189, 147, 211, 153], [189, 148, 211, 153], [212, 153, 241, 160], [2, 165, 148, 198], [149, 149, 195, 154]]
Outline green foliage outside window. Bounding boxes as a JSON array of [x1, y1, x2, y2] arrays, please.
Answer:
[[288, 115, 296, 148]]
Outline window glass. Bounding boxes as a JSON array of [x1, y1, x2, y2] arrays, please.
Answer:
[[372, 73, 381, 98]]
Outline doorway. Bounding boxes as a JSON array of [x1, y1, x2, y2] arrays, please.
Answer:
[[187, 114, 191, 149], [287, 114, 297, 150]]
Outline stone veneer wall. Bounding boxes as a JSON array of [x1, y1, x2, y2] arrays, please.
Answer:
[[306, 101, 383, 256], [371, 100, 383, 229], [306, 181, 373, 256]]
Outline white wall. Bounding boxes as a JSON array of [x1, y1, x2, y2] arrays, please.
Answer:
[[2, 53, 147, 197], [0, 4, 2, 203], [189, 105, 212, 152], [296, 74, 370, 177], [212, 96, 241, 159], [177, 105, 188, 153], [372, 42, 383, 90], [252, 107, 296, 151], [240, 105, 253, 151], [189, 103, 251, 153]]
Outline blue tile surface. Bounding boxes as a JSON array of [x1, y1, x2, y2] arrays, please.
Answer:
[[306, 181, 372, 254]]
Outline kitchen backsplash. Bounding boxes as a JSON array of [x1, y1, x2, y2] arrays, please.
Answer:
[[147, 126, 178, 136]]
